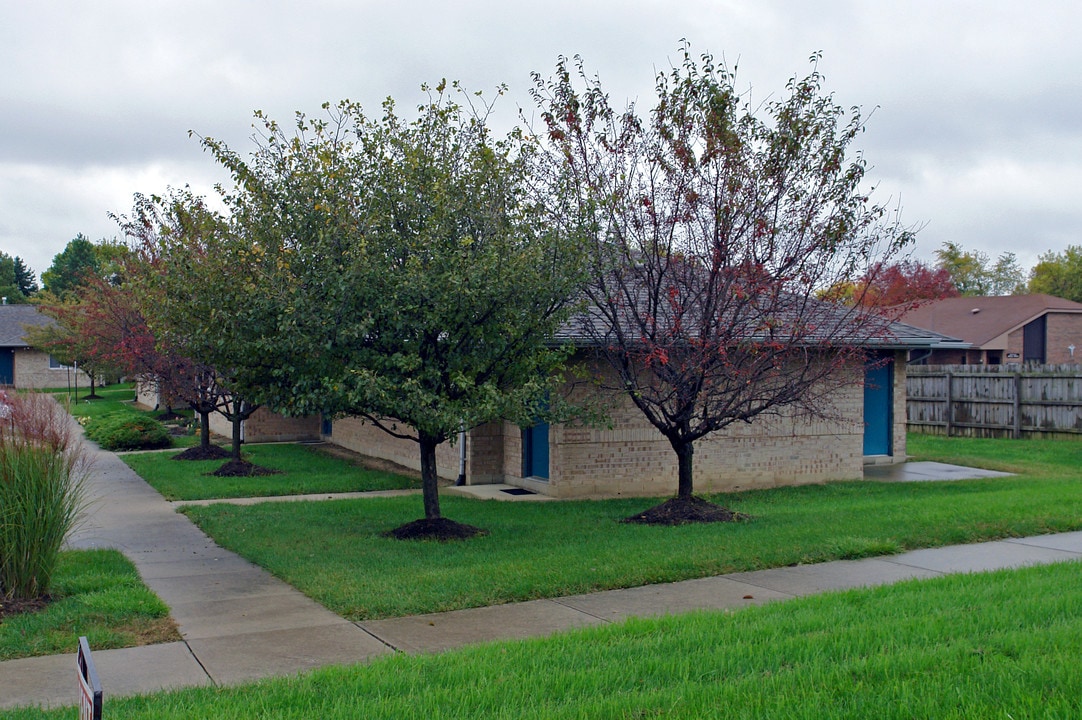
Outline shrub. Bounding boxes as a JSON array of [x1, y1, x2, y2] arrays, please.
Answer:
[[0, 390, 90, 602], [84, 414, 172, 451]]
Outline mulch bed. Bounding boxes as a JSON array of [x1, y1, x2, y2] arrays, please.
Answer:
[[211, 459, 282, 477], [0, 595, 51, 623], [621, 495, 751, 526], [383, 518, 489, 541], [172, 445, 233, 461]]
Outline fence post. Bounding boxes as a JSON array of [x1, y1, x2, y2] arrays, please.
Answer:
[[944, 372, 953, 437], [1013, 372, 1023, 439]]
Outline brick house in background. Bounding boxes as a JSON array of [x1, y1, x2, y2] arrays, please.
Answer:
[[899, 294, 1082, 365], [0, 304, 91, 389]]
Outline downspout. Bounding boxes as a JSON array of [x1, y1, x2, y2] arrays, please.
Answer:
[[907, 349, 932, 365], [455, 422, 466, 486]]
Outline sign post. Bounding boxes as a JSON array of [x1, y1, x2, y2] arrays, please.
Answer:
[[77, 636, 103, 720]]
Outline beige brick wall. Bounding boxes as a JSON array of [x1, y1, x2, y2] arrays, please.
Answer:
[[546, 382, 867, 499], [135, 379, 160, 409], [203, 349, 904, 499], [329, 416, 461, 480], [208, 405, 321, 443], [892, 350, 908, 459], [483, 352, 892, 500], [244, 407, 321, 442], [12, 350, 92, 389]]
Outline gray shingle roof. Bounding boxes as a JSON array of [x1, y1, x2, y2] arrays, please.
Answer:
[[0, 305, 53, 348], [555, 286, 965, 350]]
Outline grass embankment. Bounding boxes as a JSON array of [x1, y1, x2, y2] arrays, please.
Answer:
[[0, 549, 178, 661], [124, 443, 422, 500], [9, 561, 1081, 719], [180, 434, 1082, 620]]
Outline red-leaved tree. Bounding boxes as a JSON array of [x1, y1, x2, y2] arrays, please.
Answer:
[[533, 47, 914, 510], [825, 259, 959, 308]]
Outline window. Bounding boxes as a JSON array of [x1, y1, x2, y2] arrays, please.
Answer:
[[48, 355, 70, 370]]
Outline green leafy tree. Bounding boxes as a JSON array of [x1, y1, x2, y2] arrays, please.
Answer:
[[0, 253, 37, 301], [40, 235, 129, 300], [121, 190, 262, 466], [41, 234, 99, 298], [1027, 245, 1082, 302], [934, 241, 1025, 296], [201, 86, 590, 534], [531, 47, 913, 508]]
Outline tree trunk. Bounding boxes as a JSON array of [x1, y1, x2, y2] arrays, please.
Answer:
[[231, 414, 243, 460], [419, 433, 442, 520], [672, 439, 695, 499], [199, 410, 211, 449]]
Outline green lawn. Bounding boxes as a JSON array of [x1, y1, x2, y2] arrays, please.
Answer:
[[179, 435, 1082, 620], [9, 561, 1081, 718], [124, 443, 422, 500], [907, 431, 1082, 473], [0, 549, 178, 661]]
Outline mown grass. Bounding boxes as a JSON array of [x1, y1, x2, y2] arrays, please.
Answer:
[[0, 549, 178, 660], [907, 431, 1082, 474], [179, 436, 1082, 620], [124, 443, 422, 500], [9, 561, 1081, 718]]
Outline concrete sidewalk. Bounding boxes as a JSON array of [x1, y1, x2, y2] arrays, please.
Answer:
[[3, 450, 1080, 711]]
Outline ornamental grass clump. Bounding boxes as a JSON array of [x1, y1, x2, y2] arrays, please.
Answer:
[[0, 390, 90, 602]]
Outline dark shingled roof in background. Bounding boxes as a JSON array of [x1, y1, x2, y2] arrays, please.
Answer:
[[899, 294, 1082, 348], [0, 304, 53, 347], [555, 294, 965, 350]]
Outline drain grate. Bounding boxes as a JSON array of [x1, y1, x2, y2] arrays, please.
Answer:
[[501, 488, 536, 496]]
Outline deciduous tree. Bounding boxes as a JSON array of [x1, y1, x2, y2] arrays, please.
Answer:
[[201, 86, 590, 535], [1027, 245, 1082, 302], [532, 47, 912, 512], [821, 259, 958, 308], [934, 241, 1025, 296], [121, 190, 263, 467]]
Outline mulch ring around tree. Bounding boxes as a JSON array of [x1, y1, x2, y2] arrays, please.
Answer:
[[173, 445, 233, 461], [621, 495, 752, 526], [383, 518, 489, 541], [210, 459, 282, 477], [0, 595, 51, 623]]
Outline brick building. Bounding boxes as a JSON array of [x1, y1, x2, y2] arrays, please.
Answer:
[[152, 313, 959, 500], [0, 304, 91, 389], [320, 321, 959, 499], [899, 294, 1082, 365]]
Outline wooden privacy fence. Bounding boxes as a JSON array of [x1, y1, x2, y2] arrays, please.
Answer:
[[906, 364, 1082, 438]]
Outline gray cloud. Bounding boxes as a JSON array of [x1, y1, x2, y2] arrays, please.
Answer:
[[4, 0, 1082, 277]]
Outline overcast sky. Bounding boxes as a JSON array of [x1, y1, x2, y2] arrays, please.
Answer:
[[3, 1, 1079, 282]]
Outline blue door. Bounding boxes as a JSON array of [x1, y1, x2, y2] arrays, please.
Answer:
[[522, 422, 549, 479], [863, 356, 893, 456], [0, 350, 13, 385]]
